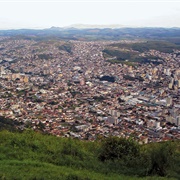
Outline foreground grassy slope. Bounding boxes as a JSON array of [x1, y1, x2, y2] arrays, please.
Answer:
[[0, 160, 173, 180], [0, 130, 179, 180], [0, 160, 139, 180]]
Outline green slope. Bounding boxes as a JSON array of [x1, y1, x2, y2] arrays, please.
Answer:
[[0, 160, 145, 180], [0, 130, 179, 180]]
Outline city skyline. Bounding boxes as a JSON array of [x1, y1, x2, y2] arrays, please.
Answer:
[[0, 0, 180, 29]]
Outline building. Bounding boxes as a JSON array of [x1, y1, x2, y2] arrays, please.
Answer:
[[166, 97, 172, 107]]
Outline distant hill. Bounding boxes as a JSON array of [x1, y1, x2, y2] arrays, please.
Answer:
[[0, 27, 180, 42]]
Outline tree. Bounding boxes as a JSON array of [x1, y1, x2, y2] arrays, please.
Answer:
[[148, 142, 176, 176], [99, 136, 140, 162]]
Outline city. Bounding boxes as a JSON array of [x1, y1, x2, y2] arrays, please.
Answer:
[[0, 37, 179, 143]]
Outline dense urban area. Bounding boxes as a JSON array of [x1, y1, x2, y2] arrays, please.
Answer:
[[0, 36, 179, 143]]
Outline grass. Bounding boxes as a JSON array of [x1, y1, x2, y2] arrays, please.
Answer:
[[0, 160, 174, 180], [0, 130, 179, 180]]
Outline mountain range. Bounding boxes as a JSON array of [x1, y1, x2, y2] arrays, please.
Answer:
[[0, 26, 180, 43]]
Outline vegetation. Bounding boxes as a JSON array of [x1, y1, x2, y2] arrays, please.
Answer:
[[93, 95, 105, 102], [109, 41, 180, 53], [103, 41, 180, 65], [0, 116, 22, 132], [123, 75, 144, 82], [99, 75, 116, 82], [58, 43, 73, 54], [99, 136, 140, 161], [0, 130, 179, 180], [38, 54, 53, 60], [103, 48, 162, 64], [103, 49, 135, 60]]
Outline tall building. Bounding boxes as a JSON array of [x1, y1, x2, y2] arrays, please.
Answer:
[[24, 76, 29, 83], [153, 67, 158, 75], [155, 121, 161, 129], [0, 66, 5, 76], [177, 80, 180, 88], [164, 68, 171, 76], [166, 97, 172, 107], [168, 83, 173, 89], [176, 117, 180, 126], [170, 78, 174, 85]]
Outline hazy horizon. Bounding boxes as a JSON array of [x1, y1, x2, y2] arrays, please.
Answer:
[[0, 0, 180, 30]]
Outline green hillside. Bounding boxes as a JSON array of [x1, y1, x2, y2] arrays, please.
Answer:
[[108, 41, 180, 53], [103, 41, 180, 65], [0, 130, 179, 180]]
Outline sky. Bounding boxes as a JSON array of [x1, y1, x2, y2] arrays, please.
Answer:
[[0, 0, 180, 29]]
